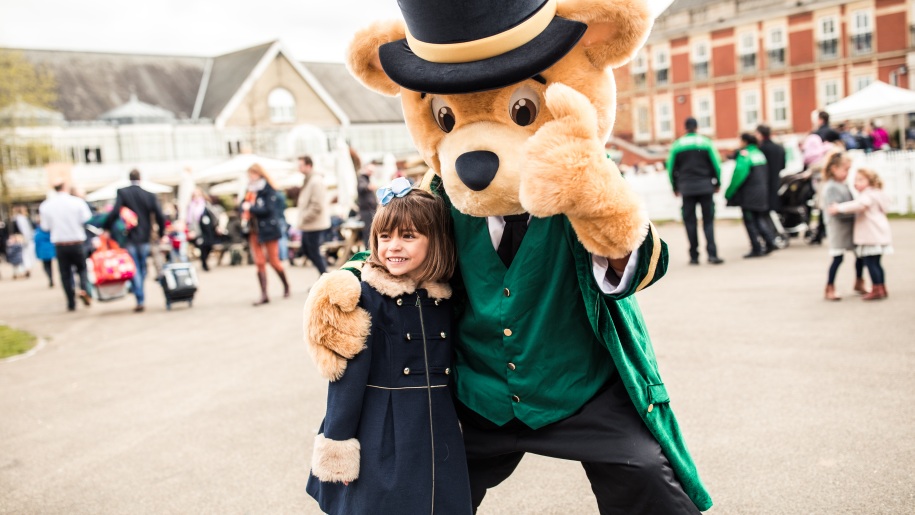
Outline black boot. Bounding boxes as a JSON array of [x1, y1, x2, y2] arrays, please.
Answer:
[[277, 270, 290, 298], [253, 271, 269, 306]]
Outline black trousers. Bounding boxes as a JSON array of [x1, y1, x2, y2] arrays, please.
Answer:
[[456, 375, 699, 515], [198, 244, 212, 271], [741, 209, 777, 253], [41, 259, 54, 286], [299, 230, 327, 274], [681, 194, 718, 260], [55, 244, 89, 309]]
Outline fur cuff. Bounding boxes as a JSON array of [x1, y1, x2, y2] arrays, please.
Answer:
[[303, 271, 372, 381], [311, 434, 361, 483]]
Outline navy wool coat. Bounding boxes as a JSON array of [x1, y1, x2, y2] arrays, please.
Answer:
[[247, 183, 284, 243], [306, 265, 472, 515]]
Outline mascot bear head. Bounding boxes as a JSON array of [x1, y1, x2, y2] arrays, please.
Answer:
[[346, 0, 652, 226]]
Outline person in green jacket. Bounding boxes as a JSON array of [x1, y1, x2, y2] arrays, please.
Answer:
[[726, 133, 780, 258]]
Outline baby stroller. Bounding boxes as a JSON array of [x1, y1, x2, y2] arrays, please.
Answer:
[[777, 169, 815, 240], [87, 234, 134, 302]]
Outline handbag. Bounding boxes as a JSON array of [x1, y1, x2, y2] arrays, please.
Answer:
[[91, 235, 136, 284], [120, 206, 139, 231]]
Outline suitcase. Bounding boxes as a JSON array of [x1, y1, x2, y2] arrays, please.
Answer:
[[159, 262, 198, 310]]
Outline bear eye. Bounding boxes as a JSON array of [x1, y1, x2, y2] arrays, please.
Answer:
[[509, 84, 540, 127], [431, 97, 456, 133]]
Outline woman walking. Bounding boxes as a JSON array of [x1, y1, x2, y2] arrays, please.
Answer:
[[187, 188, 219, 271], [241, 164, 290, 305]]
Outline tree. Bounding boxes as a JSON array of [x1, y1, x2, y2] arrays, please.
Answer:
[[0, 50, 58, 215]]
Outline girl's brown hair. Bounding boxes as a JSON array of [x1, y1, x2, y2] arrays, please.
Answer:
[[367, 189, 455, 284], [822, 151, 849, 181], [247, 163, 277, 189], [855, 167, 884, 189]]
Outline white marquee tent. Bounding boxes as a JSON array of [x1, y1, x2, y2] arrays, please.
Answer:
[[825, 81, 915, 121]]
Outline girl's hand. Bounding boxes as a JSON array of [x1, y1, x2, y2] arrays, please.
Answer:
[[241, 202, 251, 211], [827, 204, 839, 215]]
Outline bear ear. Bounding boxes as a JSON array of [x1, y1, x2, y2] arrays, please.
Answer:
[[345, 20, 405, 97], [558, 0, 653, 70]]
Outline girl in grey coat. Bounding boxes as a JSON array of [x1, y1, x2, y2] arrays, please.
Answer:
[[820, 152, 866, 300]]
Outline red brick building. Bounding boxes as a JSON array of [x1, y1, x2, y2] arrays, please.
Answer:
[[614, 0, 914, 151]]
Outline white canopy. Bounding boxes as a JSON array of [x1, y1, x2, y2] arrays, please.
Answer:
[[86, 180, 172, 202], [825, 81, 915, 120], [193, 154, 296, 184]]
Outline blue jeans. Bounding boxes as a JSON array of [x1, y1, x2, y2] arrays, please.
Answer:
[[125, 243, 151, 306]]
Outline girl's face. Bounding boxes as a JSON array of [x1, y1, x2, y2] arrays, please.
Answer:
[[854, 174, 870, 192], [832, 160, 851, 182], [377, 226, 429, 280], [247, 171, 259, 183]]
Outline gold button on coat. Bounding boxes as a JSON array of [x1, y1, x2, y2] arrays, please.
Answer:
[[503, 328, 512, 337], [404, 368, 410, 375], [440, 332, 446, 338], [503, 288, 511, 297], [445, 368, 451, 375], [434, 299, 441, 306], [406, 333, 412, 341], [396, 298, 403, 306], [507, 362, 516, 371], [512, 395, 521, 403], [647, 403, 654, 413]]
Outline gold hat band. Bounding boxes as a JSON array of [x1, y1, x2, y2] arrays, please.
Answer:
[[405, 0, 557, 64]]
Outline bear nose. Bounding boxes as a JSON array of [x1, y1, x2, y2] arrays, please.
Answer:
[[455, 151, 499, 191]]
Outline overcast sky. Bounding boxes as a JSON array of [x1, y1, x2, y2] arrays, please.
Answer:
[[0, 0, 673, 62]]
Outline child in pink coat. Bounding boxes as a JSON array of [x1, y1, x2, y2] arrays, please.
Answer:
[[828, 168, 893, 300]]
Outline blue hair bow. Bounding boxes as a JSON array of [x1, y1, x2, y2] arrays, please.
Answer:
[[376, 177, 413, 206]]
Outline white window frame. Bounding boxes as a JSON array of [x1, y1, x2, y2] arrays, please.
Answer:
[[817, 15, 839, 41], [653, 47, 670, 86], [768, 85, 789, 129], [655, 98, 673, 140], [691, 40, 710, 63], [631, 50, 648, 73], [853, 75, 874, 93], [692, 92, 714, 135], [738, 31, 757, 56], [634, 101, 651, 142], [850, 10, 872, 35], [740, 89, 760, 130], [267, 88, 297, 123], [766, 27, 786, 50], [821, 79, 843, 106]]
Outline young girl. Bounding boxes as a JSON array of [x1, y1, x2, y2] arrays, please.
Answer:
[[820, 152, 866, 300], [305, 178, 472, 515], [828, 168, 893, 300]]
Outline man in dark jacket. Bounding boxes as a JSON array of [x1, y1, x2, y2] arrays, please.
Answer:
[[815, 111, 841, 144], [666, 117, 724, 265], [756, 124, 786, 243], [103, 169, 166, 312], [726, 134, 779, 258]]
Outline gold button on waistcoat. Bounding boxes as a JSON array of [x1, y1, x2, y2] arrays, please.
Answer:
[[508, 362, 516, 371], [511, 395, 521, 403], [647, 403, 654, 413], [503, 328, 513, 337], [503, 288, 511, 297]]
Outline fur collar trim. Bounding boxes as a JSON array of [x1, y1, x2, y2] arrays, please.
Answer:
[[361, 263, 451, 300]]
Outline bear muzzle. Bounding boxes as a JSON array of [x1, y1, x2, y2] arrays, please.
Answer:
[[455, 150, 500, 191]]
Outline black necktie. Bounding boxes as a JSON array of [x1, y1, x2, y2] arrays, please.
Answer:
[[497, 214, 529, 268]]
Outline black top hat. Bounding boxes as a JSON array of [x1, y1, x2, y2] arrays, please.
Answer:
[[379, 0, 587, 95]]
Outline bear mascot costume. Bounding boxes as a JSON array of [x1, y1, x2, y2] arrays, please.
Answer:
[[304, 0, 712, 513]]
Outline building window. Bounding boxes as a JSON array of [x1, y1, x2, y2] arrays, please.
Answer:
[[741, 90, 760, 129], [769, 86, 789, 127], [83, 147, 102, 163], [693, 94, 713, 133], [635, 104, 651, 141], [631, 51, 648, 88], [692, 41, 710, 80], [817, 16, 839, 60], [738, 32, 757, 73], [766, 27, 786, 69], [655, 99, 673, 139], [267, 88, 296, 123], [853, 75, 874, 93], [653, 48, 670, 87], [821, 79, 842, 106], [850, 11, 873, 55]]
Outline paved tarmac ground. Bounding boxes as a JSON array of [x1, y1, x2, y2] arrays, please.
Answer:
[[1, 220, 913, 514]]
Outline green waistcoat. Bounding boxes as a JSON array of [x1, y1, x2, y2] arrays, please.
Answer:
[[450, 211, 615, 429]]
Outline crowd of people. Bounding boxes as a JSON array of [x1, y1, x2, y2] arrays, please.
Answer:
[[666, 111, 894, 301]]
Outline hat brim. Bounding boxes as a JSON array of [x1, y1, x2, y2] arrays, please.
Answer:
[[379, 16, 587, 95]]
